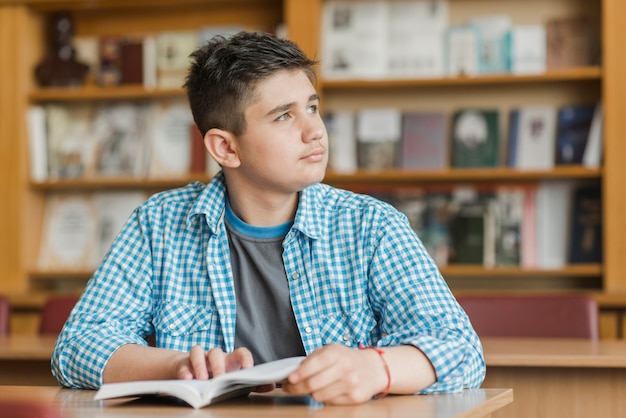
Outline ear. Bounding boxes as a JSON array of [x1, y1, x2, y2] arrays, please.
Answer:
[[204, 128, 241, 168]]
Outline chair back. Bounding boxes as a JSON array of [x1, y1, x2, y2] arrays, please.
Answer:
[[0, 295, 9, 336], [456, 293, 599, 339], [39, 296, 79, 335]]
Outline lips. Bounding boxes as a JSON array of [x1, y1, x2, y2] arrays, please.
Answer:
[[302, 148, 326, 161]]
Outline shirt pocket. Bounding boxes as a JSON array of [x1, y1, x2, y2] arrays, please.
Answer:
[[153, 301, 215, 338], [319, 307, 379, 347]]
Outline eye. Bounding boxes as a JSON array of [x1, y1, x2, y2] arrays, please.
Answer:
[[307, 104, 318, 114], [275, 112, 290, 121]]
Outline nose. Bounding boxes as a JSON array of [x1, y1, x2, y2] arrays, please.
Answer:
[[302, 116, 324, 143]]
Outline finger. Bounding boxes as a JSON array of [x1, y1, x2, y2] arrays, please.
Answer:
[[226, 347, 254, 371], [189, 345, 210, 380], [206, 347, 227, 377]]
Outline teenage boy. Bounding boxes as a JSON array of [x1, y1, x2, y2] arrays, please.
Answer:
[[52, 31, 485, 405]]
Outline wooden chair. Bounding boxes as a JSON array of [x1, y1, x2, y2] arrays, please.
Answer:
[[456, 293, 599, 340], [39, 295, 78, 335], [0, 295, 9, 336]]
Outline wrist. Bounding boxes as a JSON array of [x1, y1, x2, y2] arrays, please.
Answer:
[[359, 344, 391, 399]]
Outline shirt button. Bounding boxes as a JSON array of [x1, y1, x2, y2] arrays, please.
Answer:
[[292, 272, 299, 280], [305, 326, 313, 334], [168, 323, 176, 330], [342, 333, 351, 342]]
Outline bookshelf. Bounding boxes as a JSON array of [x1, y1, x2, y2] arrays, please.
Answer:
[[1, 0, 626, 332]]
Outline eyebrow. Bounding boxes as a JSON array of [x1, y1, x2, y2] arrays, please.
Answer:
[[265, 94, 320, 118]]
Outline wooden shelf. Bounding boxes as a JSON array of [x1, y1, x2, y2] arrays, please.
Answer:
[[29, 166, 601, 191], [321, 67, 602, 89], [29, 85, 185, 102], [28, 67, 602, 102]]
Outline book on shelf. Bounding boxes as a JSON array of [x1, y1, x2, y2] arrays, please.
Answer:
[[26, 106, 49, 182], [534, 181, 574, 269], [92, 191, 147, 267], [119, 37, 145, 85], [45, 103, 97, 179], [506, 25, 546, 75], [320, 0, 389, 80], [387, 0, 448, 78], [356, 108, 402, 170], [546, 16, 595, 69], [555, 104, 596, 165], [38, 191, 146, 271], [38, 194, 99, 271], [507, 106, 557, 170], [492, 187, 524, 266], [582, 102, 603, 168], [94, 356, 305, 409], [568, 186, 602, 264], [470, 14, 512, 75], [324, 111, 358, 174], [156, 30, 199, 89], [400, 111, 449, 170], [146, 99, 194, 178], [391, 190, 451, 266], [445, 24, 481, 77], [92, 102, 152, 177], [520, 186, 537, 268], [451, 109, 500, 168], [448, 201, 486, 265]]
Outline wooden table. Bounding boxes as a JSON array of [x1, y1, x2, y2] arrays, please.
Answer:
[[0, 386, 512, 418], [481, 337, 626, 418], [0, 335, 57, 385]]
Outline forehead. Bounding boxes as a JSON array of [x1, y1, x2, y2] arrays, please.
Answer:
[[251, 70, 316, 105]]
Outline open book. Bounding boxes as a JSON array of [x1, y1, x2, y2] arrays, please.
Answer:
[[94, 356, 305, 408]]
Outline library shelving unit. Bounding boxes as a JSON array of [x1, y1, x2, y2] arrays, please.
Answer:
[[1, 0, 626, 336]]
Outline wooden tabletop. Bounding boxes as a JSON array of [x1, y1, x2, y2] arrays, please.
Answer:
[[481, 337, 626, 368], [0, 335, 57, 360], [0, 386, 512, 418]]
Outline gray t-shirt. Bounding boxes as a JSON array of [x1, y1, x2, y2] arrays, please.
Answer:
[[224, 202, 306, 364]]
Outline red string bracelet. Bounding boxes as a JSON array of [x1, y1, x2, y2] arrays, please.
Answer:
[[359, 344, 391, 399]]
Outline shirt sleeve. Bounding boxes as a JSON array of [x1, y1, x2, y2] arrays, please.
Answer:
[[51, 205, 155, 389], [367, 209, 486, 393]]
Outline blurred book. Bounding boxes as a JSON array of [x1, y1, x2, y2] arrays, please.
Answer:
[[324, 111, 357, 173], [400, 111, 448, 170], [507, 25, 546, 75], [320, 0, 389, 79], [26, 106, 49, 182], [156, 30, 199, 88], [356, 108, 402, 170], [471, 15, 511, 74], [535, 181, 574, 269], [91, 102, 152, 177], [568, 186, 602, 263], [38, 193, 99, 270], [445, 24, 480, 77], [507, 106, 556, 170], [546, 16, 595, 69], [582, 102, 603, 168], [555, 104, 596, 165], [146, 99, 194, 178], [387, 0, 448, 78], [451, 109, 499, 168]]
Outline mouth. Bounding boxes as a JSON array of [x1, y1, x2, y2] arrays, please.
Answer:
[[302, 148, 326, 162]]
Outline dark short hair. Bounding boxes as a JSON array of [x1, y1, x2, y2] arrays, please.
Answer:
[[184, 31, 318, 137]]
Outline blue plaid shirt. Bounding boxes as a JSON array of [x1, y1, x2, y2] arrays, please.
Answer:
[[52, 172, 485, 392]]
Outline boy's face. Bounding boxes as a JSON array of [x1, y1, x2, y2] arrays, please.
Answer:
[[235, 69, 328, 194]]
